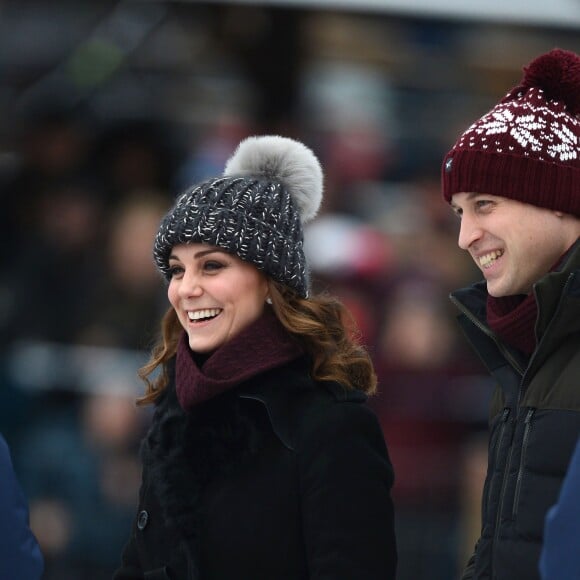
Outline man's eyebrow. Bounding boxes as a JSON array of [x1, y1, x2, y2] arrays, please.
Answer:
[[450, 192, 480, 210]]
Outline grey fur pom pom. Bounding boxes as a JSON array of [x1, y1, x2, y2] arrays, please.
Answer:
[[223, 135, 323, 223]]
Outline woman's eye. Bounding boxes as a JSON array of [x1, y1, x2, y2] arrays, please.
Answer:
[[168, 265, 184, 278], [204, 260, 224, 272]]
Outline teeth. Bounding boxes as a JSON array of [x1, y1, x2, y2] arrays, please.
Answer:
[[479, 250, 503, 269], [187, 308, 221, 321]]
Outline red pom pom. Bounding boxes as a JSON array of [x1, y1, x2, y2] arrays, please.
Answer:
[[521, 48, 580, 115]]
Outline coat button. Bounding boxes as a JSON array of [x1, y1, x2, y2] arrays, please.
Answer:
[[137, 510, 149, 530]]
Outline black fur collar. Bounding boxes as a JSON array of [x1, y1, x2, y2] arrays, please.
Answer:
[[141, 381, 264, 578]]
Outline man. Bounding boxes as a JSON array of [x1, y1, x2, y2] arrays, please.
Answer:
[[441, 47, 580, 580], [0, 433, 44, 579]]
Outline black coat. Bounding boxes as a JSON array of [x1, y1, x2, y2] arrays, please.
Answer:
[[114, 357, 397, 580], [451, 240, 580, 580]]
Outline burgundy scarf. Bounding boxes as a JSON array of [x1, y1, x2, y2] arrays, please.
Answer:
[[486, 293, 537, 356], [486, 248, 573, 356], [175, 308, 303, 411]]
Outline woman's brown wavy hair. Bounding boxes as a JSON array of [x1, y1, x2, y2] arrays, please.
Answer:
[[136, 280, 377, 406]]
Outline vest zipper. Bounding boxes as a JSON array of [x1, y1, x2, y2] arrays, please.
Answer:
[[509, 278, 571, 523], [486, 408, 510, 516], [450, 293, 523, 580], [512, 408, 536, 518], [492, 416, 516, 579], [495, 409, 510, 465]]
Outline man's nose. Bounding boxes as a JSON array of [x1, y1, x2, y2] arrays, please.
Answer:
[[457, 214, 482, 250]]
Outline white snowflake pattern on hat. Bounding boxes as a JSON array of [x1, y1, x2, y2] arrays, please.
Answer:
[[548, 122, 578, 161], [463, 88, 578, 163]]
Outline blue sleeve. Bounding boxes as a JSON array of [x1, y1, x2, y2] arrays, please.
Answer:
[[540, 437, 580, 580], [0, 434, 44, 580]]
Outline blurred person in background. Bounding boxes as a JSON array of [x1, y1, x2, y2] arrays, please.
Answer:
[[114, 135, 397, 579], [16, 385, 145, 580], [0, 83, 183, 577], [94, 118, 182, 207], [3, 178, 106, 346], [0, 88, 103, 348], [0, 433, 44, 580], [371, 273, 481, 579], [441, 48, 580, 580], [79, 191, 169, 350], [539, 436, 580, 580]]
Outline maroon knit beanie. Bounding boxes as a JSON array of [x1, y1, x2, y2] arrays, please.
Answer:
[[442, 48, 580, 215]]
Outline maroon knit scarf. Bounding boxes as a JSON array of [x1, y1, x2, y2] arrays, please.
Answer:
[[485, 249, 572, 356], [175, 308, 304, 411], [486, 293, 538, 356]]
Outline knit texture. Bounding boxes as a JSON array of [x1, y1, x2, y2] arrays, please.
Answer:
[[175, 308, 303, 410], [154, 136, 323, 297], [442, 48, 580, 215], [154, 176, 308, 294], [484, 244, 574, 355], [487, 293, 538, 356]]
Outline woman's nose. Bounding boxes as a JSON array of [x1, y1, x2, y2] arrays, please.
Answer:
[[178, 271, 203, 298]]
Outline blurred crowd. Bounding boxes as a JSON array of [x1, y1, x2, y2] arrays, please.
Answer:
[[0, 93, 177, 578], [0, 7, 509, 578], [0, 85, 491, 580]]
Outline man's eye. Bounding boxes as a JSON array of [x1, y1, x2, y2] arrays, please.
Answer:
[[475, 200, 491, 209]]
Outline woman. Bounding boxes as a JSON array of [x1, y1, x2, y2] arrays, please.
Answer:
[[114, 135, 397, 579]]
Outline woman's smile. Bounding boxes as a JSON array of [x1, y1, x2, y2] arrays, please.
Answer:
[[168, 243, 269, 353], [186, 308, 223, 323]]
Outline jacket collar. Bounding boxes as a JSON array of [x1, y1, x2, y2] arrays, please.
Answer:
[[450, 238, 580, 369], [533, 238, 580, 337], [238, 356, 367, 451], [157, 355, 367, 452]]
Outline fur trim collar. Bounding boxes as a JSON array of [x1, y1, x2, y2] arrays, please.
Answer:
[[141, 382, 265, 578]]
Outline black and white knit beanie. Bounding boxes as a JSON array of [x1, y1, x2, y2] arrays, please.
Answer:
[[153, 135, 323, 298]]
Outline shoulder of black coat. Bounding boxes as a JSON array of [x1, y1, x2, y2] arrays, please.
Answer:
[[238, 356, 368, 451]]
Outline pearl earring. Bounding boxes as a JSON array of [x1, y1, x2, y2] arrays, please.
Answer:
[[266, 297, 272, 305]]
